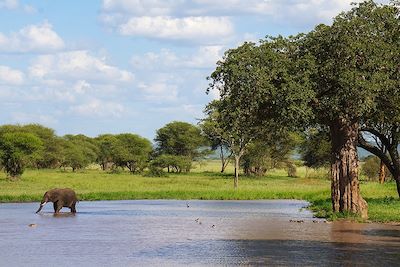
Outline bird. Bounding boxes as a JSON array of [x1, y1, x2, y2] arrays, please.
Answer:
[[186, 202, 190, 208], [211, 224, 216, 228]]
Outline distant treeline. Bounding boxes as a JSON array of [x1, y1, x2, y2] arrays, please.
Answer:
[[0, 122, 210, 178]]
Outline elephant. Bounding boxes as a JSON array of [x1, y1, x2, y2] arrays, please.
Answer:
[[36, 188, 78, 214]]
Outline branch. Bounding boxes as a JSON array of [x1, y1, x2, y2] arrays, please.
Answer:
[[358, 133, 395, 175], [360, 127, 391, 149]]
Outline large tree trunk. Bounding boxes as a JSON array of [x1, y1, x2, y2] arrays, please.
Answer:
[[379, 160, 386, 184], [330, 118, 368, 219]]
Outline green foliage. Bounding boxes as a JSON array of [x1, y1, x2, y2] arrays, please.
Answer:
[[151, 154, 192, 173], [361, 155, 391, 181], [95, 134, 118, 170], [61, 135, 98, 171], [240, 132, 300, 177], [113, 133, 153, 173], [155, 121, 206, 159], [299, 128, 331, 168], [361, 156, 381, 181], [0, 124, 63, 168], [0, 132, 42, 178], [144, 166, 169, 177]]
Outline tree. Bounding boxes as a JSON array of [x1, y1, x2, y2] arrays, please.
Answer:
[[207, 1, 399, 217], [61, 135, 98, 171], [299, 128, 331, 169], [96, 134, 118, 170], [200, 100, 232, 173], [154, 121, 206, 173], [22, 124, 63, 168], [155, 121, 205, 158], [0, 124, 63, 168], [356, 2, 400, 191], [150, 154, 192, 173], [242, 132, 300, 177], [0, 132, 42, 179], [113, 133, 153, 173], [361, 155, 390, 181], [207, 39, 312, 188], [302, 0, 400, 216]]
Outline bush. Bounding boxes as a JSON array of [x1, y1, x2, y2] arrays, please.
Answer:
[[150, 154, 192, 173], [361, 155, 390, 181], [143, 166, 168, 177]]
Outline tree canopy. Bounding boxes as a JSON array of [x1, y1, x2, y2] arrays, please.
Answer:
[[154, 121, 205, 159], [0, 132, 42, 179]]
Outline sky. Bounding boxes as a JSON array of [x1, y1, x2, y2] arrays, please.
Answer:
[[0, 0, 386, 140]]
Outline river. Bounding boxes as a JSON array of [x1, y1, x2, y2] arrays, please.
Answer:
[[0, 200, 399, 266]]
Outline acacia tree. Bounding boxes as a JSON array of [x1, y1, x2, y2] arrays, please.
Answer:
[[96, 134, 118, 170], [0, 124, 63, 168], [0, 132, 42, 179], [61, 135, 98, 171], [113, 133, 153, 173], [155, 121, 205, 158]]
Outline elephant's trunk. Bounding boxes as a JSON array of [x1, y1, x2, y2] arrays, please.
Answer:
[[36, 194, 48, 213], [35, 201, 47, 213]]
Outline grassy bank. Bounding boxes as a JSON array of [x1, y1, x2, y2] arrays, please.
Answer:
[[0, 162, 398, 222]]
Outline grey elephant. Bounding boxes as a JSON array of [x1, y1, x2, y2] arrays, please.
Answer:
[[36, 188, 78, 214]]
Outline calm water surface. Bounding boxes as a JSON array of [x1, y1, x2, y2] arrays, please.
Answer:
[[0, 200, 399, 266]]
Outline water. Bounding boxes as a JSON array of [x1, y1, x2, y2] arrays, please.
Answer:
[[0, 200, 399, 266]]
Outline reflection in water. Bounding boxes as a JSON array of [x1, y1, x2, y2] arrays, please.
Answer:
[[0, 200, 399, 266], [137, 239, 400, 266]]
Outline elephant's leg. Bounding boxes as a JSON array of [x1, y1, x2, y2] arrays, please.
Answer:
[[53, 202, 58, 213], [55, 201, 63, 213], [70, 202, 76, 213]]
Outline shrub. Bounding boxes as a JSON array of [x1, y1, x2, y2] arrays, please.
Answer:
[[143, 166, 168, 177], [151, 154, 192, 173]]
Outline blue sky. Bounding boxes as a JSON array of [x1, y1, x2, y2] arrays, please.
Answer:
[[0, 0, 385, 140]]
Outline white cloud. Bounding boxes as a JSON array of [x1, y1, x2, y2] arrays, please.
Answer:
[[101, 0, 374, 37], [0, 0, 18, 9], [119, 16, 233, 44], [102, 0, 183, 16], [0, 65, 24, 85], [73, 80, 92, 94], [11, 112, 58, 125], [0, 0, 36, 13], [29, 50, 134, 83], [70, 98, 126, 118], [0, 22, 64, 53], [132, 45, 223, 70], [138, 80, 179, 102]]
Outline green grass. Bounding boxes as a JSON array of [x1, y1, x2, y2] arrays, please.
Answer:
[[0, 161, 399, 223]]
